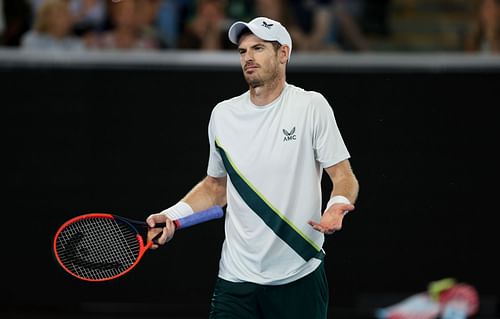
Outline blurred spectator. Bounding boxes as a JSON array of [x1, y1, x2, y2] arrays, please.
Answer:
[[178, 0, 231, 50], [1, 0, 31, 46], [288, 0, 369, 52], [135, 0, 167, 48], [20, 0, 86, 51], [464, 0, 500, 53], [254, 0, 287, 22], [70, 0, 107, 36], [88, 0, 160, 50], [155, 0, 192, 49], [332, 0, 369, 51], [225, 0, 255, 23], [288, 0, 339, 51]]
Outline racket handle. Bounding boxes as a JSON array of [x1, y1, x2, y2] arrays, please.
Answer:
[[174, 205, 224, 230]]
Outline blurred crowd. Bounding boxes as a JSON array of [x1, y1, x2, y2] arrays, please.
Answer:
[[464, 0, 500, 53], [0, 0, 498, 53]]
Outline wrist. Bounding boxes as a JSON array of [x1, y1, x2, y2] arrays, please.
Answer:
[[160, 201, 194, 220], [326, 195, 351, 211]]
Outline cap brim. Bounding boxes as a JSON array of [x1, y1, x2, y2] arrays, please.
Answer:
[[228, 22, 248, 45]]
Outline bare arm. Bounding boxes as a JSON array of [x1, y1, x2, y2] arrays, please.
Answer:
[[325, 159, 358, 204], [146, 176, 227, 247], [181, 175, 227, 212], [309, 159, 359, 234]]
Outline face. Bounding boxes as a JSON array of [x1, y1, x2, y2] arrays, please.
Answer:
[[238, 33, 284, 88]]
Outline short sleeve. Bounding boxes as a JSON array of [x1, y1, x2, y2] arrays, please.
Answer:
[[311, 93, 350, 168], [207, 108, 227, 177]]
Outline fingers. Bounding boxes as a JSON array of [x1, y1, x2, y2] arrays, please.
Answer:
[[146, 213, 175, 249], [156, 219, 175, 245], [309, 205, 350, 234], [309, 220, 337, 234], [148, 227, 163, 250], [146, 213, 166, 228]]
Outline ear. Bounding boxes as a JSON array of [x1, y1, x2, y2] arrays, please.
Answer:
[[280, 45, 290, 64]]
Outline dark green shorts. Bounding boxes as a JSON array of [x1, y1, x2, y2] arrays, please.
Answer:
[[209, 263, 329, 319]]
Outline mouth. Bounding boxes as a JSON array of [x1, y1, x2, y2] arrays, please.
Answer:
[[244, 64, 258, 72]]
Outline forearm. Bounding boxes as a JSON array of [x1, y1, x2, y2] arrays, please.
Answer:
[[326, 160, 359, 204], [181, 176, 227, 212], [330, 172, 359, 204], [148, 176, 227, 246]]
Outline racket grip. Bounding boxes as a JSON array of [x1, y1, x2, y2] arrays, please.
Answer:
[[174, 205, 224, 230]]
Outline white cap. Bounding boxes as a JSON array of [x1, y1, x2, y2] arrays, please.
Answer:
[[228, 17, 292, 61]]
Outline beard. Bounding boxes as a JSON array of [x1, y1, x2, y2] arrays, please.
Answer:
[[245, 76, 264, 88], [243, 65, 264, 88], [243, 62, 280, 89]]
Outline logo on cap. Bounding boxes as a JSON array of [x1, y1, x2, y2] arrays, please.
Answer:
[[261, 21, 274, 29]]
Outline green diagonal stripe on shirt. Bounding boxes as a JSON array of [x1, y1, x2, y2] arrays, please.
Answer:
[[215, 138, 324, 261]]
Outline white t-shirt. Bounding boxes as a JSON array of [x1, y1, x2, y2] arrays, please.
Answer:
[[207, 83, 350, 285]]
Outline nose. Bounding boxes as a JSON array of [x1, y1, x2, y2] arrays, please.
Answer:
[[244, 50, 254, 62]]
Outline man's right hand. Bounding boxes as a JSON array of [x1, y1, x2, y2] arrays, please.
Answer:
[[146, 213, 176, 249]]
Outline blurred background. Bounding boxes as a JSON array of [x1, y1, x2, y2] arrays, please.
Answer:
[[1, 0, 499, 53], [2, 0, 500, 319]]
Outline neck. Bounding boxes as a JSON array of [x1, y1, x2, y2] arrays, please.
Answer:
[[249, 77, 286, 106]]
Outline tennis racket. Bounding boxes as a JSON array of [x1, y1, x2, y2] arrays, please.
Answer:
[[53, 205, 224, 282]]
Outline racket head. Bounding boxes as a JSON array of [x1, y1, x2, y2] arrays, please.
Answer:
[[53, 213, 151, 282]]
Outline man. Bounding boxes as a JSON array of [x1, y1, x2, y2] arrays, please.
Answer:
[[146, 16, 359, 319]]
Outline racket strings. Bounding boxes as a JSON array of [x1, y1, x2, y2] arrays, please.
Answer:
[[55, 217, 141, 280]]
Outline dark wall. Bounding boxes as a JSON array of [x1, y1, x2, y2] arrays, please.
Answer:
[[4, 64, 499, 316]]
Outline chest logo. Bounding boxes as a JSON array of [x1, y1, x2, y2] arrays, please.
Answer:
[[282, 127, 296, 142]]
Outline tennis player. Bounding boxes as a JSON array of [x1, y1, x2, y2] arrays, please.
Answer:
[[147, 16, 359, 319]]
